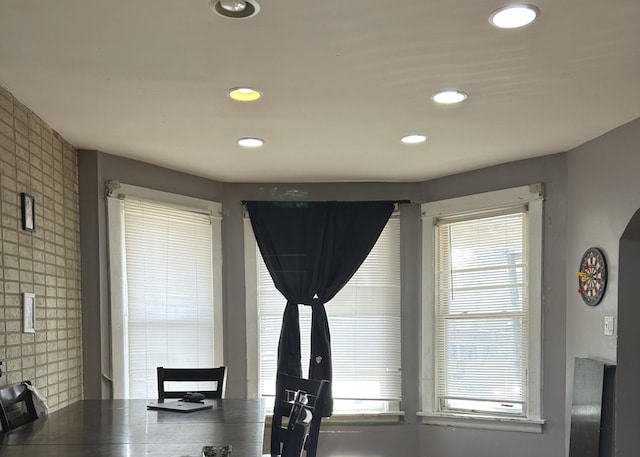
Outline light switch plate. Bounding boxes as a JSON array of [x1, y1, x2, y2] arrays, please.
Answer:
[[22, 292, 36, 333], [604, 316, 614, 336]]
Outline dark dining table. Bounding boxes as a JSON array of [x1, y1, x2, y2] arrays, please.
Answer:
[[0, 398, 266, 457]]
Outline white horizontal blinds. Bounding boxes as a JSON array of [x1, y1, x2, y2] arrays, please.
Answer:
[[258, 218, 401, 411], [123, 198, 216, 399], [435, 207, 528, 416], [330, 217, 401, 403]]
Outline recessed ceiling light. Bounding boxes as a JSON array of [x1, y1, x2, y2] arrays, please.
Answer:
[[489, 5, 539, 29], [432, 90, 468, 105], [228, 87, 262, 102], [210, 0, 260, 18], [401, 134, 427, 144], [220, 1, 246, 12], [238, 137, 264, 148]]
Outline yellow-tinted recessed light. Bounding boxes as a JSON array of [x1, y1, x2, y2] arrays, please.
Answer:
[[489, 5, 539, 29], [228, 87, 262, 102], [238, 137, 264, 147], [432, 90, 468, 104], [401, 134, 427, 144]]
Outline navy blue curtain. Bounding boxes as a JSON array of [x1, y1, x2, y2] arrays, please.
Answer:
[[246, 201, 395, 415]]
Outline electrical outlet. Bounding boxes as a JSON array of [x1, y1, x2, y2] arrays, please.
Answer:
[[604, 316, 615, 336]]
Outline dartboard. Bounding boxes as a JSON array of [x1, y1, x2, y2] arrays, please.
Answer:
[[577, 247, 607, 306]]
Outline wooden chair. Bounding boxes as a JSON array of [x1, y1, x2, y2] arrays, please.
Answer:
[[280, 403, 312, 457], [156, 366, 226, 402], [267, 390, 313, 457], [269, 374, 330, 457], [0, 381, 39, 433]]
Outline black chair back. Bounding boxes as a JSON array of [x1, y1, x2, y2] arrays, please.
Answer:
[[156, 366, 226, 402], [280, 405, 312, 457], [0, 381, 38, 433], [270, 374, 329, 457]]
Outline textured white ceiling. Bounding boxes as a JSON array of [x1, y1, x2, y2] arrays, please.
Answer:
[[1, 0, 639, 182]]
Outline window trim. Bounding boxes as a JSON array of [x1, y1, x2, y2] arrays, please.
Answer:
[[419, 184, 544, 433], [107, 183, 224, 399], [244, 217, 260, 398]]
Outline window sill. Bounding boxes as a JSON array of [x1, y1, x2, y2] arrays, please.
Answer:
[[417, 412, 545, 433], [266, 411, 405, 426], [323, 411, 405, 425]]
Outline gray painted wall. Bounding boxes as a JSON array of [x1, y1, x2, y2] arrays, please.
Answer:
[[565, 117, 640, 457], [78, 151, 106, 399], [79, 149, 571, 457], [78, 151, 225, 397]]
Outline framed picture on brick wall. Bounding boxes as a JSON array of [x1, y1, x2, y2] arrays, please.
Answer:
[[21, 192, 35, 231]]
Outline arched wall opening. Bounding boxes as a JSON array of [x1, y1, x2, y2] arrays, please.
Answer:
[[616, 208, 640, 456]]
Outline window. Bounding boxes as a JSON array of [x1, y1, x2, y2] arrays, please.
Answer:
[[107, 184, 223, 399], [245, 216, 401, 415], [420, 185, 544, 432]]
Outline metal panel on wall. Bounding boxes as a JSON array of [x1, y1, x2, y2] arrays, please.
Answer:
[[569, 357, 616, 457]]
